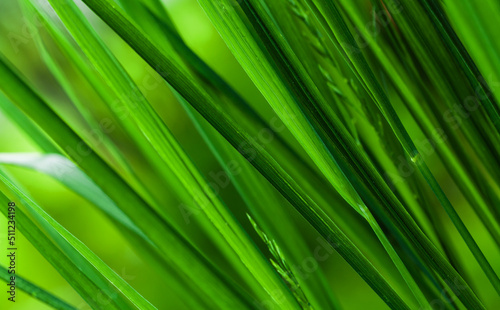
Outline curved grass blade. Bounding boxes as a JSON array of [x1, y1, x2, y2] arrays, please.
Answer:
[[1, 86, 227, 309]]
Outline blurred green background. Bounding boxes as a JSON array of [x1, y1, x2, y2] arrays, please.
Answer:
[[0, 0, 499, 309]]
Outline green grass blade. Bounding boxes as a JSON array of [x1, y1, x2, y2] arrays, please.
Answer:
[[0, 265, 76, 310], [0, 93, 58, 153], [181, 94, 341, 310], [0, 52, 253, 309], [0, 152, 219, 309], [0, 153, 146, 240], [212, 0, 487, 308], [231, 1, 434, 307], [77, 1, 411, 308], [312, 0, 500, 297], [20, 0, 136, 177], [42, 1, 300, 306], [334, 0, 500, 250], [0, 169, 155, 310], [1, 0, 496, 309]]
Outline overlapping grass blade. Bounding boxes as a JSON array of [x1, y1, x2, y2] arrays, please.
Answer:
[[182, 96, 341, 310], [196, 0, 489, 308], [1, 91, 214, 309], [111, 3, 341, 307], [0, 53, 253, 309], [1, 0, 498, 309], [334, 0, 500, 251], [231, 1, 437, 307], [0, 153, 146, 240], [41, 1, 300, 306], [0, 169, 155, 310], [77, 0, 417, 308], [440, 0, 500, 112], [308, 0, 500, 297], [111, 2, 395, 282], [20, 0, 136, 178]]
